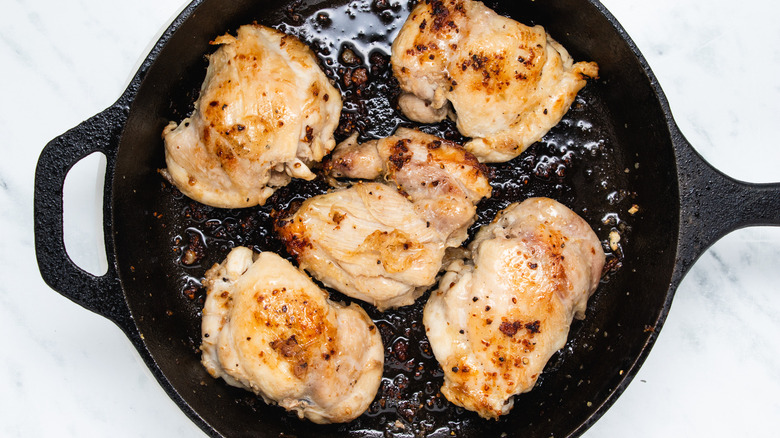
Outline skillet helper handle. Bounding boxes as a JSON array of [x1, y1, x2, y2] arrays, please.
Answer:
[[34, 103, 133, 331], [674, 132, 780, 275]]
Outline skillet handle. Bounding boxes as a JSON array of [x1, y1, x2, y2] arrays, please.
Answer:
[[673, 130, 780, 278], [34, 103, 134, 333]]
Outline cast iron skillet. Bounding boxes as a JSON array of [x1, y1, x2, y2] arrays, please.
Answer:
[[34, 0, 780, 436]]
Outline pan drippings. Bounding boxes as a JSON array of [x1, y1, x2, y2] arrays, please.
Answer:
[[160, 0, 634, 435]]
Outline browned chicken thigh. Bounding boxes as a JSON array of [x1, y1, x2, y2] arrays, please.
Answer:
[[200, 247, 383, 423], [163, 24, 341, 208], [423, 198, 605, 418], [276, 128, 491, 310], [391, 0, 598, 163], [327, 127, 491, 245]]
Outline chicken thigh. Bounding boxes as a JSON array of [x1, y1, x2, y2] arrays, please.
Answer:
[[276, 128, 491, 310], [391, 0, 598, 163], [200, 247, 383, 423], [423, 198, 605, 419], [163, 24, 341, 208], [327, 127, 492, 245]]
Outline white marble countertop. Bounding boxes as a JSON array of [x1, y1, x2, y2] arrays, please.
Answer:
[[3, 0, 779, 436]]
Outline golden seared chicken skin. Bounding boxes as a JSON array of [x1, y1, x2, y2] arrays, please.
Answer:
[[327, 127, 492, 245], [423, 198, 605, 419], [200, 247, 383, 424], [275, 182, 446, 311], [391, 0, 598, 163], [163, 24, 341, 208], [276, 128, 491, 310]]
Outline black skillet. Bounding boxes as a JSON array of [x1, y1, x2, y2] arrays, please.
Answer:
[[34, 0, 780, 437]]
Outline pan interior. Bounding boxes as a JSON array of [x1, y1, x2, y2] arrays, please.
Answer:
[[113, 0, 679, 436]]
